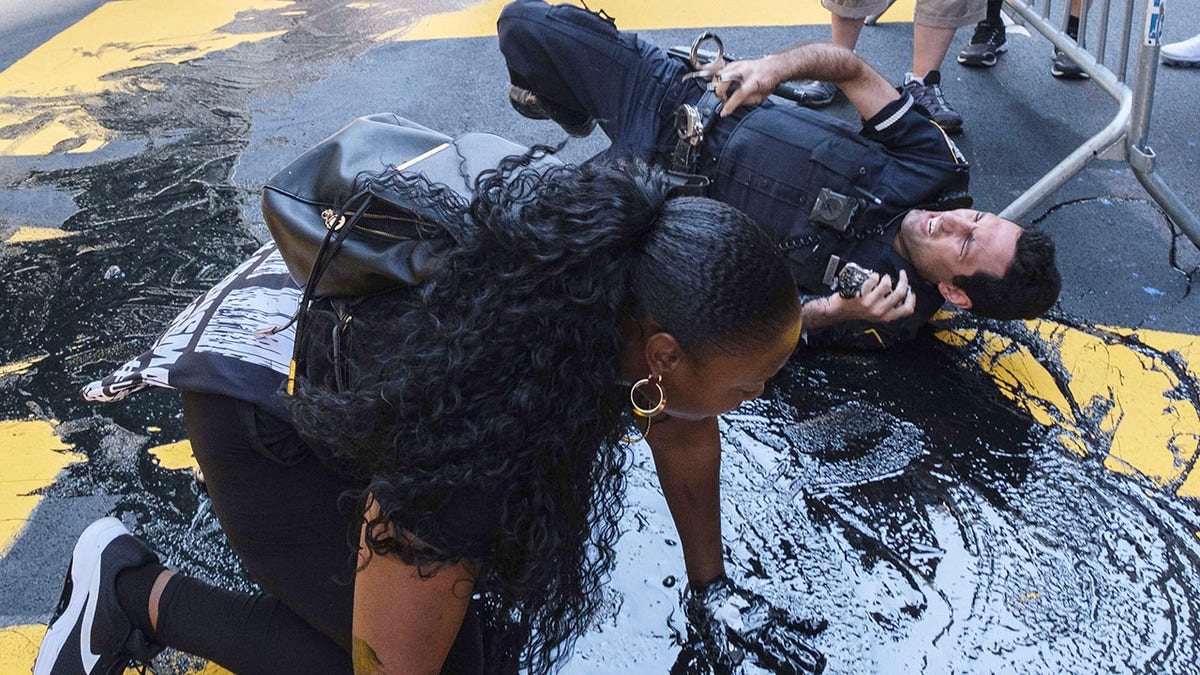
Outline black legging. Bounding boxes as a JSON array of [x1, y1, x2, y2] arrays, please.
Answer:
[[133, 392, 483, 674]]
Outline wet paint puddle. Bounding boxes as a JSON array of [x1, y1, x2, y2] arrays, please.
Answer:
[[0, 0, 291, 156], [702, 340, 1200, 673], [2, 1, 1199, 672]]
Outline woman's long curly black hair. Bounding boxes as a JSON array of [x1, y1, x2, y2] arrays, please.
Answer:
[[287, 150, 799, 674]]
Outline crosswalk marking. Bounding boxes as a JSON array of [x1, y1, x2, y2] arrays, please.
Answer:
[[0, 420, 84, 556]]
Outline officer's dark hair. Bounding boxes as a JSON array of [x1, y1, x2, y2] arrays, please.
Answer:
[[955, 226, 1060, 320]]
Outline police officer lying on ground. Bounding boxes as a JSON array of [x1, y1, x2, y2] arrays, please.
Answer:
[[498, 0, 1061, 351]]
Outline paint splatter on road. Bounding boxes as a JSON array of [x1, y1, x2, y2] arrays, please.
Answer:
[[3, 1, 1200, 673]]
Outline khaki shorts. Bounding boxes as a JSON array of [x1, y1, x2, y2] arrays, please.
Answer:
[[820, 0, 985, 29]]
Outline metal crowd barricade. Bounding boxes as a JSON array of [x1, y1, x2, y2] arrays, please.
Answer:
[[999, 0, 1199, 247]]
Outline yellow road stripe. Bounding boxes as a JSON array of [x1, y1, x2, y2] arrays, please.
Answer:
[[0, 355, 48, 378], [0, 420, 85, 556], [5, 227, 75, 244], [150, 439, 198, 471], [0, 625, 47, 675], [938, 321, 1200, 499], [393, 0, 917, 42], [0, 0, 292, 156]]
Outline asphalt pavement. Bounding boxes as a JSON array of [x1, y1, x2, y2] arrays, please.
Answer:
[[2, 1, 1200, 673]]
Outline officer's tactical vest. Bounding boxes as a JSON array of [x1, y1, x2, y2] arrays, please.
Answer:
[[708, 102, 969, 295]]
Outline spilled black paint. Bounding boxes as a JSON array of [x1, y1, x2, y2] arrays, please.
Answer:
[[0, 0, 468, 665], [2, 2, 1200, 673], [706, 332, 1200, 672]]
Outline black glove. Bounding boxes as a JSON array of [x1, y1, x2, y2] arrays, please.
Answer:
[[681, 574, 827, 675]]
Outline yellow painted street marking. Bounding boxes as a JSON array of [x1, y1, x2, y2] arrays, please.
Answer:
[[5, 227, 75, 244], [938, 322, 1200, 499], [393, 0, 917, 42], [938, 326, 1089, 457], [150, 439, 198, 471], [0, 355, 48, 378], [0, 624, 47, 675], [0, 420, 85, 556], [0, 0, 292, 156], [1, 623, 232, 674]]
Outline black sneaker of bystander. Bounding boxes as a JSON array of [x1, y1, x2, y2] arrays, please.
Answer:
[[958, 21, 1008, 68]]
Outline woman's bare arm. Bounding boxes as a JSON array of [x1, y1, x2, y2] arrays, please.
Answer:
[[353, 497, 477, 674], [646, 415, 726, 585]]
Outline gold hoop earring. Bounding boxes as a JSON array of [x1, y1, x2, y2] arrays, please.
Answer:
[[630, 374, 666, 417], [623, 374, 666, 444]]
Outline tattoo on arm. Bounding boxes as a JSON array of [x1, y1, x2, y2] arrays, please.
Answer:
[[353, 636, 384, 674]]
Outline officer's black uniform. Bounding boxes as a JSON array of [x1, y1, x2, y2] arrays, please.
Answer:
[[499, 0, 972, 350]]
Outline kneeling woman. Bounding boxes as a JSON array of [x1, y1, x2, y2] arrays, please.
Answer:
[[36, 157, 801, 674]]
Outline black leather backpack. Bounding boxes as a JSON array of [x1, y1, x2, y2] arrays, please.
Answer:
[[259, 113, 558, 393], [262, 112, 557, 298]]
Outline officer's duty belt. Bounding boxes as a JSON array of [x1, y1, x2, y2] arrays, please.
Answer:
[[668, 90, 722, 194]]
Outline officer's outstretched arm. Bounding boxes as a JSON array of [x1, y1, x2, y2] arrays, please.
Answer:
[[715, 42, 897, 120]]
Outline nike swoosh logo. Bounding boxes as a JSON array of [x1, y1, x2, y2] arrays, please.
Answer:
[[79, 543, 104, 671]]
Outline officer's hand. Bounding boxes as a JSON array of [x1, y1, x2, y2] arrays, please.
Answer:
[[846, 270, 916, 323], [681, 574, 826, 674], [713, 56, 785, 115]]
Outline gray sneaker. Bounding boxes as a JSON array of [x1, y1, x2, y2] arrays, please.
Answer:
[[507, 85, 596, 137], [1050, 49, 1090, 79], [900, 70, 963, 134], [957, 21, 1007, 68], [791, 80, 838, 108]]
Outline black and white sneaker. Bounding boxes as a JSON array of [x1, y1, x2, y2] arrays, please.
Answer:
[[33, 517, 163, 675]]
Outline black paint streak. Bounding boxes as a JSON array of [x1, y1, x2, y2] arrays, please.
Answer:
[[1032, 194, 1199, 296], [2, 3, 1200, 673]]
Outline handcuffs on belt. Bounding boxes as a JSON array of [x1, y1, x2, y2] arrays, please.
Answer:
[[671, 32, 728, 178]]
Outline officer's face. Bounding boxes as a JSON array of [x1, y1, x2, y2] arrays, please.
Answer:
[[895, 209, 1021, 286]]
